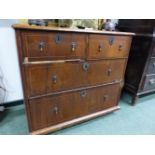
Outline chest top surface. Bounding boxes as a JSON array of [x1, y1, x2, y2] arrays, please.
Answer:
[[13, 24, 135, 36]]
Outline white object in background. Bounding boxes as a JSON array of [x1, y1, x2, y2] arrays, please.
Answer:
[[0, 27, 23, 103]]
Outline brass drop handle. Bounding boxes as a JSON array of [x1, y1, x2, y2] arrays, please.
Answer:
[[98, 43, 103, 52], [118, 44, 123, 51], [103, 95, 109, 102], [52, 106, 59, 114], [108, 68, 112, 76], [71, 42, 77, 52], [52, 75, 57, 84], [80, 90, 87, 97], [39, 41, 45, 52], [149, 79, 155, 85]]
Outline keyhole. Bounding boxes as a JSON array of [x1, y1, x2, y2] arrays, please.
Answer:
[[58, 35, 60, 41], [55, 34, 63, 44]]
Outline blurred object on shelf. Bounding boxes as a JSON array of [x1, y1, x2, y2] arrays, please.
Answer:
[[21, 19, 105, 30], [98, 19, 106, 30], [28, 19, 47, 26], [103, 19, 117, 31], [46, 19, 102, 29], [71, 19, 99, 30], [46, 19, 59, 27], [58, 19, 73, 27], [19, 19, 28, 24]]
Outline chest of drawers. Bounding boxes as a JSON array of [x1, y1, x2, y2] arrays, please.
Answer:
[[13, 24, 133, 134], [125, 35, 155, 104], [119, 19, 155, 105]]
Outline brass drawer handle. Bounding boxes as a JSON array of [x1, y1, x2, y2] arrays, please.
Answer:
[[103, 95, 109, 102], [39, 41, 45, 52], [71, 42, 77, 52], [52, 106, 59, 114], [118, 44, 123, 51], [108, 68, 112, 76], [149, 79, 155, 85], [80, 90, 87, 97], [83, 62, 89, 71], [52, 75, 57, 84], [98, 43, 103, 52]]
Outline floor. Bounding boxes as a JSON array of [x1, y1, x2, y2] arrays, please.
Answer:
[[0, 92, 155, 135]]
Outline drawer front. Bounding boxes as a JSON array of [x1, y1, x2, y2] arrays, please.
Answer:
[[143, 75, 155, 91], [88, 34, 131, 59], [22, 31, 86, 59], [147, 58, 155, 74], [28, 83, 120, 131], [152, 48, 155, 57], [151, 39, 155, 57], [26, 59, 126, 97]]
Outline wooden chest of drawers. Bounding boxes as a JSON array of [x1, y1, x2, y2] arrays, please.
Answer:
[[13, 24, 133, 134]]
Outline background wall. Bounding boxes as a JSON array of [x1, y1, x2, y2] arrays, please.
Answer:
[[0, 19, 23, 103]]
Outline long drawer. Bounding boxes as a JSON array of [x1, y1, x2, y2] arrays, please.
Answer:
[[22, 31, 86, 60], [88, 34, 132, 59], [25, 59, 126, 97], [28, 83, 120, 131]]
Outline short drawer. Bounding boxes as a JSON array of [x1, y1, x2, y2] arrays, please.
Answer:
[[28, 83, 120, 131], [147, 58, 155, 74], [88, 34, 132, 59], [143, 74, 155, 91], [22, 31, 86, 60], [25, 59, 126, 97]]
